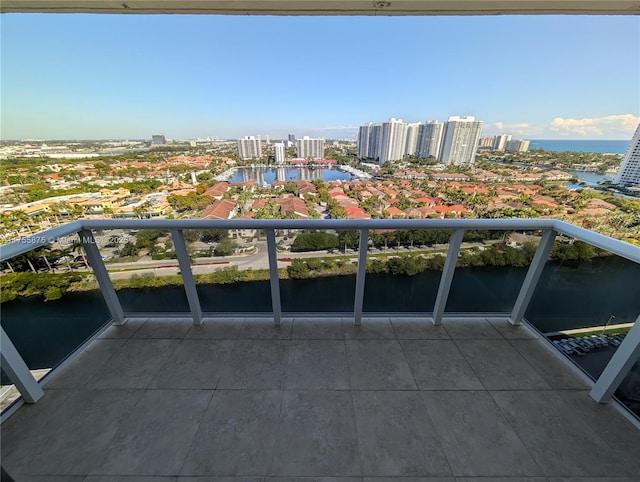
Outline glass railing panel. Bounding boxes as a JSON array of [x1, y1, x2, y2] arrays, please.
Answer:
[[94, 228, 189, 313], [445, 230, 540, 313], [526, 248, 640, 333], [185, 228, 272, 312], [280, 229, 357, 312], [1, 240, 110, 408], [526, 244, 640, 418], [362, 229, 450, 313]]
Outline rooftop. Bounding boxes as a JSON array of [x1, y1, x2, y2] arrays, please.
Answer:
[[2, 315, 639, 480]]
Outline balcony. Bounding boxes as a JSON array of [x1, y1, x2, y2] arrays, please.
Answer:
[[1, 218, 639, 479]]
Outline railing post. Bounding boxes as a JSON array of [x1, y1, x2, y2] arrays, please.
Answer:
[[432, 229, 464, 325], [510, 229, 556, 325], [266, 229, 282, 326], [0, 326, 44, 403], [171, 229, 203, 325], [79, 229, 125, 325], [353, 229, 369, 326], [590, 315, 640, 402]]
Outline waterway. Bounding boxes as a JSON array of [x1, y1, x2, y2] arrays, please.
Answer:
[[227, 166, 352, 185]]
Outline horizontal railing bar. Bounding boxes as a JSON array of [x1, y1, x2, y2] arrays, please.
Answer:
[[79, 218, 557, 231], [0, 220, 83, 262], [552, 220, 640, 264]]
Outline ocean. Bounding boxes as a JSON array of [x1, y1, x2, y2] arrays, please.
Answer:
[[529, 139, 628, 154]]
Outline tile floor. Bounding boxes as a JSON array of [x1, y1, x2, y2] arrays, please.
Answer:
[[1, 317, 639, 481]]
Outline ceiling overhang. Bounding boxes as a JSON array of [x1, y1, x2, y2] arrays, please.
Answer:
[[1, 0, 639, 16]]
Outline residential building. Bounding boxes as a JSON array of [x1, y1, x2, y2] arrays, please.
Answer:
[[439, 116, 484, 166], [506, 139, 531, 152], [478, 137, 494, 148], [296, 136, 325, 160], [237, 136, 262, 160], [274, 142, 286, 164], [416, 121, 444, 159], [357, 122, 381, 159], [614, 123, 640, 186], [404, 122, 421, 156], [379, 118, 408, 165], [492, 134, 512, 151]]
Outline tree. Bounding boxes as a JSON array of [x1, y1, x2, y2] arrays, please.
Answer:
[[287, 258, 309, 279], [291, 231, 339, 252], [213, 238, 238, 256]]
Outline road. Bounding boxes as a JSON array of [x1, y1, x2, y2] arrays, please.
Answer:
[[104, 240, 499, 280]]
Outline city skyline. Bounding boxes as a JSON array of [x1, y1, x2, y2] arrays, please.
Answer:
[[1, 14, 638, 140]]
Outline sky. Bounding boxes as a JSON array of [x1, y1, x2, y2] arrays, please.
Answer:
[[1, 14, 639, 141]]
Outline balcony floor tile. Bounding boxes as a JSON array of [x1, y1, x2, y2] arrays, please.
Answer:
[[390, 318, 450, 339], [401, 340, 484, 390], [455, 340, 551, 390], [180, 390, 282, 476], [346, 339, 417, 390], [492, 390, 640, 477], [442, 318, 504, 339], [91, 389, 212, 476], [292, 317, 346, 340], [216, 339, 289, 389], [270, 390, 361, 476], [353, 390, 451, 476], [86, 339, 180, 389], [422, 390, 544, 477], [284, 340, 350, 390]]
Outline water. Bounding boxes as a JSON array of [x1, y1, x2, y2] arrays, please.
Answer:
[[529, 139, 629, 154], [227, 166, 352, 185], [566, 170, 611, 189]]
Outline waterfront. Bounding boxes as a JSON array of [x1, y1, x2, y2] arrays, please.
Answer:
[[530, 139, 629, 154], [227, 166, 352, 185]]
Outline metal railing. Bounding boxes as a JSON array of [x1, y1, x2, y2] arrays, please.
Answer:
[[1, 218, 639, 407]]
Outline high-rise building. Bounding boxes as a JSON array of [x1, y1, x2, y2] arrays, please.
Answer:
[[357, 123, 382, 159], [379, 118, 408, 165], [416, 121, 444, 159], [274, 142, 286, 164], [439, 116, 484, 166], [288, 134, 296, 143], [237, 135, 262, 160], [151, 134, 166, 145], [296, 136, 325, 160], [614, 123, 640, 186], [492, 134, 512, 151], [404, 122, 421, 156], [478, 137, 494, 148], [506, 139, 531, 152]]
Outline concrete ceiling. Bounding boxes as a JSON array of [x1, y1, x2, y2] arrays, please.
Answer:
[[1, 0, 639, 16]]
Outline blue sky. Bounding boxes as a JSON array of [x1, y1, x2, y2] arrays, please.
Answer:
[[1, 14, 638, 140]]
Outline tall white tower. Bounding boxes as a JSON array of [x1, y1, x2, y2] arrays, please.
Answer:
[[439, 116, 484, 166], [296, 136, 325, 160], [379, 118, 408, 165], [492, 134, 512, 151], [237, 136, 262, 160], [614, 123, 640, 186], [404, 122, 422, 156], [274, 142, 286, 164], [416, 121, 444, 159]]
